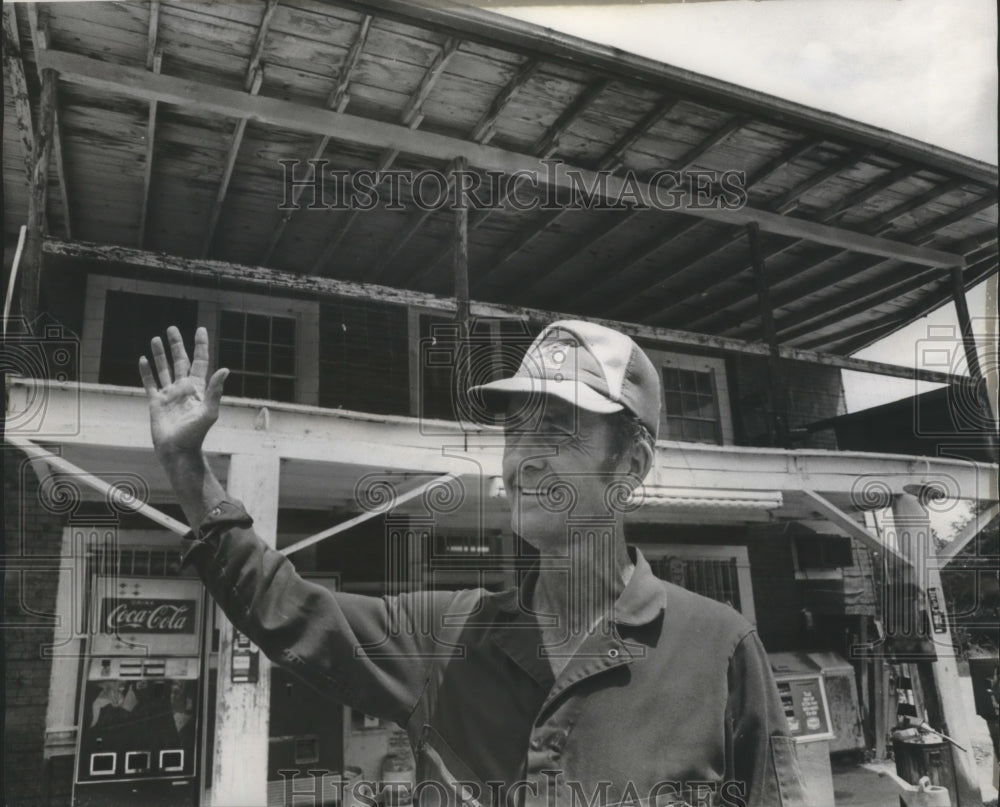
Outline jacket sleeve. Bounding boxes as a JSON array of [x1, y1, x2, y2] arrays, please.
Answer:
[[181, 499, 450, 726], [727, 630, 808, 807]]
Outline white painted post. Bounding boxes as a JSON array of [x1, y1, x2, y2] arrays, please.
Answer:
[[210, 452, 281, 806], [890, 493, 981, 806]]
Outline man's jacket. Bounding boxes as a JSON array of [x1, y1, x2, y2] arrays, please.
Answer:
[[183, 501, 807, 807]]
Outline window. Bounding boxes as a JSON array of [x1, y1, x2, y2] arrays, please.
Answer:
[[638, 544, 755, 623], [662, 366, 722, 444], [217, 310, 296, 403], [98, 291, 197, 387]]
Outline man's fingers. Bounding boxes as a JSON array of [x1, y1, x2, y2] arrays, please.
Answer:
[[151, 336, 173, 388], [191, 326, 210, 381], [205, 368, 229, 419], [167, 326, 191, 379], [138, 356, 159, 397]]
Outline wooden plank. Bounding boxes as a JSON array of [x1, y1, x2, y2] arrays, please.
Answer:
[[202, 68, 265, 257], [212, 452, 280, 806], [454, 156, 470, 338], [139, 44, 163, 249], [1, 4, 34, 182], [42, 237, 978, 387], [334, 0, 997, 186], [37, 48, 968, 269], [245, 0, 280, 91], [469, 57, 536, 144], [20, 67, 57, 324], [25, 5, 74, 240], [400, 37, 459, 128], [493, 110, 746, 300]]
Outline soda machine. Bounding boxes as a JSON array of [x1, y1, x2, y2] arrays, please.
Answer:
[[73, 576, 204, 807]]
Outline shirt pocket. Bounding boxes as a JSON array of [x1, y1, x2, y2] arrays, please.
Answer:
[[415, 724, 489, 807], [769, 735, 808, 807]]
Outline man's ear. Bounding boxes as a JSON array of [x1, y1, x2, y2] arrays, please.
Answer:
[[629, 439, 653, 484]]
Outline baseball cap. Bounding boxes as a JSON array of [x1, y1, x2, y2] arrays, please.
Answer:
[[469, 320, 662, 439]]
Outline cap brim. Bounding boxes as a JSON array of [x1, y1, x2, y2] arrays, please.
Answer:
[[469, 376, 624, 421]]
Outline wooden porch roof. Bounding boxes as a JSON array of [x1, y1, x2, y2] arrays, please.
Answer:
[[3, 0, 997, 355]]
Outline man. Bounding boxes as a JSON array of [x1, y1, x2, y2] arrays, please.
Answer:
[[140, 320, 805, 807]]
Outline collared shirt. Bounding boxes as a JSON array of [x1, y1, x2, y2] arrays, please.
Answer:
[[183, 501, 806, 807]]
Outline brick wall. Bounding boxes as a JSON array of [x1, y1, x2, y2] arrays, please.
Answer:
[[3, 450, 72, 806]]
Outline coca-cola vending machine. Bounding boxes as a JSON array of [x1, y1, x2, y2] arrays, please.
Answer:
[[74, 577, 204, 807]]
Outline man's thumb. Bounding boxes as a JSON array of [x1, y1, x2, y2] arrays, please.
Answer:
[[206, 368, 229, 416]]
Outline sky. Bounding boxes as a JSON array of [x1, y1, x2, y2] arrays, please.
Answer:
[[491, 0, 998, 411]]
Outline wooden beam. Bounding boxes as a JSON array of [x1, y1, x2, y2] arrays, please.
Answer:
[[145, 0, 160, 66], [494, 113, 749, 302], [21, 68, 57, 324], [212, 453, 280, 806], [37, 50, 963, 266], [703, 193, 997, 338], [1, 4, 35, 182], [327, 14, 372, 112], [201, 68, 265, 258], [24, 5, 72, 240], [401, 37, 460, 128], [747, 222, 789, 447], [802, 490, 911, 567], [563, 138, 819, 314], [399, 76, 614, 288], [330, 0, 996, 186], [767, 149, 861, 215], [454, 157, 470, 341], [465, 97, 684, 297], [937, 502, 1000, 565], [245, 0, 279, 91], [42, 237, 978, 387], [139, 44, 163, 249], [316, 36, 463, 277], [260, 14, 372, 266], [469, 57, 536, 144]]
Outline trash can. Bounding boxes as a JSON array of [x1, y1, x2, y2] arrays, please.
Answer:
[[892, 728, 959, 802]]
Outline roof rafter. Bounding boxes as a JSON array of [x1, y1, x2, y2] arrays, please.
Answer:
[[2, 4, 35, 182], [36, 48, 967, 271], [510, 114, 750, 305], [259, 14, 372, 266], [399, 76, 613, 288], [717, 192, 999, 339], [603, 145, 864, 321], [318, 36, 463, 278], [201, 0, 277, 258], [563, 136, 818, 313], [468, 96, 685, 297], [658, 163, 925, 330], [469, 58, 537, 144]]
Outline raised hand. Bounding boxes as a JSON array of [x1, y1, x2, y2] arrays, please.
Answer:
[[139, 326, 229, 459]]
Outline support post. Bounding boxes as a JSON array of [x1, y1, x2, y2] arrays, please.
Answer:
[[210, 452, 280, 806], [949, 265, 997, 459], [889, 493, 981, 807], [453, 157, 470, 341], [747, 222, 790, 447], [21, 67, 57, 325]]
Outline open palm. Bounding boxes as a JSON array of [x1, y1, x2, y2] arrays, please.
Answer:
[[139, 326, 228, 457]]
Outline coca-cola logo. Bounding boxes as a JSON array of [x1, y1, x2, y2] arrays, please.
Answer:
[[101, 598, 196, 634]]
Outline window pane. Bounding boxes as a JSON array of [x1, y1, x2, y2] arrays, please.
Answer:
[[271, 316, 296, 346], [666, 417, 685, 439], [270, 377, 295, 403], [227, 372, 245, 397], [680, 392, 700, 415], [678, 370, 697, 392], [664, 391, 682, 416], [698, 420, 718, 443], [695, 371, 714, 395], [692, 395, 718, 421], [245, 342, 269, 373], [246, 313, 270, 342], [220, 310, 243, 339], [271, 345, 295, 376], [243, 374, 268, 398], [219, 339, 243, 370]]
